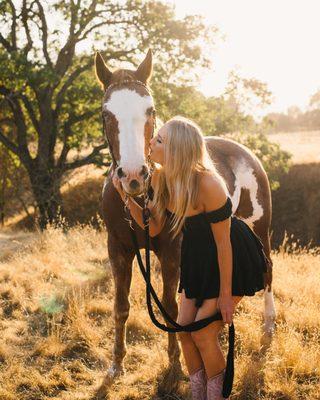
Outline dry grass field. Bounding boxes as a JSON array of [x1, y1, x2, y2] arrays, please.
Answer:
[[0, 224, 319, 400], [1, 130, 319, 399], [267, 130, 320, 164]]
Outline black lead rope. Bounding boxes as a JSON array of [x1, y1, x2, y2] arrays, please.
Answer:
[[127, 206, 235, 398]]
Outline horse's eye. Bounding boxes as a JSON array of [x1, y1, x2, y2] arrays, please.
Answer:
[[103, 110, 112, 121], [146, 107, 156, 117]]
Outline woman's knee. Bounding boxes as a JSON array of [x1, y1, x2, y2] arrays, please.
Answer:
[[190, 321, 222, 348]]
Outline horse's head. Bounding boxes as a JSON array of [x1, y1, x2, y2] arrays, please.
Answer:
[[95, 49, 156, 197]]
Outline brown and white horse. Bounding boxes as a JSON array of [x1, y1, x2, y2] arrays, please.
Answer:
[[95, 50, 276, 385]]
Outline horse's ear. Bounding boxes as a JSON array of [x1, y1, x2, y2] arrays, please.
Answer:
[[135, 49, 153, 84], [95, 51, 112, 88]]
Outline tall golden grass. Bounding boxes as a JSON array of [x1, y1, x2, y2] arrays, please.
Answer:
[[0, 224, 319, 399]]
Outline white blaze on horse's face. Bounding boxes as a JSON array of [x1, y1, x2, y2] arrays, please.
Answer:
[[103, 88, 154, 193]]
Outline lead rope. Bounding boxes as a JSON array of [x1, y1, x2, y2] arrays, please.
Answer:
[[126, 193, 235, 398]]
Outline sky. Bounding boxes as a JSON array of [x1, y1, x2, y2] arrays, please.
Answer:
[[167, 0, 320, 118]]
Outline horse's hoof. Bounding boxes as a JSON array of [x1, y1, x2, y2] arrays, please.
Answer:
[[92, 365, 126, 400], [107, 363, 126, 380]]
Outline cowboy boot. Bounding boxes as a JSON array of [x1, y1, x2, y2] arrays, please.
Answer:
[[206, 368, 229, 400], [189, 367, 207, 400]]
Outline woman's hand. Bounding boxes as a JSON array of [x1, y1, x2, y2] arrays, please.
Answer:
[[217, 294, 234, 325], [112, 172, 126, 201]]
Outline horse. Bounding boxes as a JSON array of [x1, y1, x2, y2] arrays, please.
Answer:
[[94, 49, 276, 387]]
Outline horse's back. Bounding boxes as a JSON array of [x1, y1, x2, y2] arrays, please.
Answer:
[[205, 136, 271, 230]]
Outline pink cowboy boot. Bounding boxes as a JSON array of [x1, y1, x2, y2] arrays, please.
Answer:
[[189, 367, 207, 400], [207, 368, 229, 400]]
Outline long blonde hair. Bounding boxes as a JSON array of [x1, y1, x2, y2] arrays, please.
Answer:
[[151, 116, 227, 239]]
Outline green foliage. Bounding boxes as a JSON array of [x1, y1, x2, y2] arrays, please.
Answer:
[[225, 70, 273, 111], [152, 80, 292, 191], [0, 0, 220, 225], [0, 0, 293, 225], [153, 71, 274, 136], [0, 0, 218, 164], [152, 83, 257, 135]]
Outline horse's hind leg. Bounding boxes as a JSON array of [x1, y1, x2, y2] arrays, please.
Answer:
[[107, 234, 135, 378], [264, 282, 276, 335], [256, 223, 277, 336]]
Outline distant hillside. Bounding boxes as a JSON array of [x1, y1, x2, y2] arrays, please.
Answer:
[[271, 162, 320, 248]]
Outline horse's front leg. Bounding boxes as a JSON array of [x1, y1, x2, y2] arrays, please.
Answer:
[[159, 254, 182, 374], [107, 234, 135, 378]]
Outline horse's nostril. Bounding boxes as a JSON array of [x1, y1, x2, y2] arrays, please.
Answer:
[[129, 179, 140, 190], [117, 167, 126, 178]]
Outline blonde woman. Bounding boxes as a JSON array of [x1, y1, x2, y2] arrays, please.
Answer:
[[112, 116, 267, 400]]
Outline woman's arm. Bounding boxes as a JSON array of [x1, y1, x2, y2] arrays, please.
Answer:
[[201, 174, 234, 323], [212, 219, 233, 296]]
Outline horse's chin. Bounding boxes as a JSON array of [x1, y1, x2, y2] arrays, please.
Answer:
[[124, 189, 144, 198]]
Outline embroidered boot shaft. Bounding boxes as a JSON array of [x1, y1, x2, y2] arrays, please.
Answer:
[[189, 367, 207, 400], [207, 368, 229, 400]]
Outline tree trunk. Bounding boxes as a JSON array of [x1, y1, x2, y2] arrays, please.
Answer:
[[29, 171, 64, 230]]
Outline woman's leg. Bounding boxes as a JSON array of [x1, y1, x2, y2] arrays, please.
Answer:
[[191, 296, 243, 379], [176, 289, 204, 375], [177, 290, 207, 400]]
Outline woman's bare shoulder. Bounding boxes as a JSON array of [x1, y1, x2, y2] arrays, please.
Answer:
[[198, 170, 228, 208], [198, 170, 223, 187]]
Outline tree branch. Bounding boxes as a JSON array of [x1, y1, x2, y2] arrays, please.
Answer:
[[8, 0, 17, 50], [74, 0, 99, 36], [0, 34, 13, 52], [19, 93, 41, 137], [34, 0, 52, 67], [78, 19, 133, 41], [56, 106, 99, 169], [54, 1, 81, 77], [56, 139, 70, 171], [21, 0, 33, 56], [0, 129, 19, 156], [54, 59, 93, 115], [0, 86, 33, 166], [69, 108, 100, 125], [63, 142, 108, 171], [0, 118, 14, 125], [54, 1, 114, 78]]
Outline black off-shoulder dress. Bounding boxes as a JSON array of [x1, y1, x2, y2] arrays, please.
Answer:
[[165, 197, 268, 308]]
